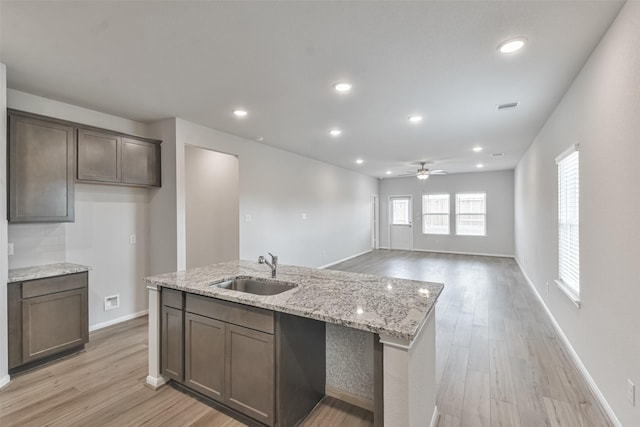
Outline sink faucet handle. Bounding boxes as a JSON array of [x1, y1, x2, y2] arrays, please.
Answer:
[[268, 252, 278, 263]]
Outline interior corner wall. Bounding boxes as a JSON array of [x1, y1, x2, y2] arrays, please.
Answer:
[[175, 118, 379, 268], [514, 2, 639, 425], [379, 170, 514, 256], [5, 90, 153, 330]]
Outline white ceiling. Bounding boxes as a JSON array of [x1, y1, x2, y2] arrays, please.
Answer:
[[0, 1, 624, 178]]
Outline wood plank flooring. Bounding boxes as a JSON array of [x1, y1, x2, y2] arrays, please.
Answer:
[[331, 250, 611, 427], [0, 250, 611, 426]]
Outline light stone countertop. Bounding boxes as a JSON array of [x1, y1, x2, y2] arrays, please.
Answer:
[[8, 262, 91, 283], [145, 260, 443, 341]]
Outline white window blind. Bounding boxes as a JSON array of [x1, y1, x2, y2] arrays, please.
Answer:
[[456, 193, 486, 236], [422, 194, 450, 234], [556, 146, 580, 295], [391, 198, 410, 225]]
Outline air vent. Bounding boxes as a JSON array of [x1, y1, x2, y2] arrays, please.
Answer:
[[490, 153, 505, 157], [497, 102, 519, 111]]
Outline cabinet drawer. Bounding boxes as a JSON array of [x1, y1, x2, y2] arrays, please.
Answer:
[[162, 288, 184, 309], [22, 272, 88, 299], [186, 294, 274, 334]]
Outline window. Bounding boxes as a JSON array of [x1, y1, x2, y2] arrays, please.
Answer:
[[422, 194, 450, 234], [556, 145, 580, 300], [455, 193, 486, 236], [391, 198, 411, 225]]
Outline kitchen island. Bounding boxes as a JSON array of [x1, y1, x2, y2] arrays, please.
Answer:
[[145, 260, 443, 427]]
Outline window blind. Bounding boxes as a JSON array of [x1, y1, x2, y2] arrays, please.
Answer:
[[557, 147, 580, 294], [422, 194, 450, 234], [455, 193, 486, 236]]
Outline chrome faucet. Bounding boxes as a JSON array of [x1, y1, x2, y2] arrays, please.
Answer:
[[258, 252, 278, 277]]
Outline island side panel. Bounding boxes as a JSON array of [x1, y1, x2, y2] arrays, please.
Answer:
[[380, 310, 437, 427], [146, 284, 168, 388]]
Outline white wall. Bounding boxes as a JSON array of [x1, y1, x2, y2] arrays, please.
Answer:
[[514, 3, 639, 425], [0, 63, 10, 388], [151, 117, 378, 269], [380, 170, 514, 256], [6, 90, 153, 329], [185, 145, 239, 268]]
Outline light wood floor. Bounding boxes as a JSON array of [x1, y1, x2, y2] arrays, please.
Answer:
[[0, 250, 611, 426], [331, 250, 611, 427]]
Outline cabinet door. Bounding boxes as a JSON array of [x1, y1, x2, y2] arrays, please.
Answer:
[[184, 313, 225, 402], [122, 138, 160, 187], [21, 287, 88, 364], [225, 324, 274, 426], [9, 114, 75, 222], [161, 305, 184, 382], [77, 129, 121, 183]]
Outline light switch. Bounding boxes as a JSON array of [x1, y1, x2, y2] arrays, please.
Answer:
[[129, 234, 137, 245], [8, 243, 14, 256], [301, 213, 307, 220], [245, 214, 252, 223]]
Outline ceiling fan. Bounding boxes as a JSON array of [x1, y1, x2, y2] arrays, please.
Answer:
[[397, 161, 447, 180]]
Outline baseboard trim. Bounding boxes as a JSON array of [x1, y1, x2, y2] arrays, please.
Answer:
[[89, 309, 148, 332], [430, 405, 440, 427], [412, 248, 515, 258], [325, 384, 374, 412], [0, 374, 10, 390], [145, 374, 168, 390], [514, 257, 622, 427], [318, 250, 372, 269]]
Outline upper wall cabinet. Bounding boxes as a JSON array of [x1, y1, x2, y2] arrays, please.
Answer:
[[7, 109, 162, 223], [76, 130, 160, 187], [8, 112, 75, 223]]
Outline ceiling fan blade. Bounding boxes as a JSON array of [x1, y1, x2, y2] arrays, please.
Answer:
[[430, 170, 447, 175], [396, 173, 416, 177]]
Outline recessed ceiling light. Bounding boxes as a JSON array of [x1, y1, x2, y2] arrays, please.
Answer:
[[473, 146, 483, 152], [490, 152, 504, 157], [386, 170, 392, 175], [233, 109, 248, 118], [329, 129, 342, 137], [355, 159, 364, 164], [255, 136, 264, 142], [408, 115, 423, 123], [476, 163, 484, 168], [498, 37, 527, 54], [333, 82, 352, 93]]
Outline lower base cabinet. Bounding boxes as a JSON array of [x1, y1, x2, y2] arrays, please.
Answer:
[[161, 289, 325, 427]]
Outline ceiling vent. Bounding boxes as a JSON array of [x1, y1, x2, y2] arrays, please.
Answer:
[[497, 102, 519, 111]]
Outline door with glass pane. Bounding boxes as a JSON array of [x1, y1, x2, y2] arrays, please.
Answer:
[[389, 196, 413, 250]]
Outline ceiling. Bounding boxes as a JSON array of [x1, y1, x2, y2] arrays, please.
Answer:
[[0, 1, 624, 178]]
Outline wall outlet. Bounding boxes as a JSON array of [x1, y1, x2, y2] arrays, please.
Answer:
[[301, 213, 307, 220], [322, 249, 327, 257], [129, 234, 137, 245], [7, 243, 14, 256], [244, 214, 252, 223], [104, 294, 120, 311], [628, 379, 636, 406]]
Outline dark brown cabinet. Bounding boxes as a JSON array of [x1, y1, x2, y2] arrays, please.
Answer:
[[161, 289, 184, 382], [161, 289, 325, 427], [184, 313, 225, 402], [77, 129, 121, 183], [8, 112, 75, 222], [8, 272, 89, 372], [122, 138, 160, 186]]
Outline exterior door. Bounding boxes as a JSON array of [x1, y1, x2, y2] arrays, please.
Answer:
[[389, 196, 413, 250]]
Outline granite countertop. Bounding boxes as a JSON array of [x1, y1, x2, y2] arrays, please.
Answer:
[[8, 262, 91, 283], [145, 260, 443, 341]]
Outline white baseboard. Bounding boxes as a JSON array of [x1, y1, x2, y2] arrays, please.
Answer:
[[318, 250, 372, 269], [430, 405, 440, 427], [0, 374, 10, 390], [514, 257, 622, 427], [145, 374, 168, 390], [411, 248, 515, 258], [89, 309, 148, 332], [325, 384, 374, 411]]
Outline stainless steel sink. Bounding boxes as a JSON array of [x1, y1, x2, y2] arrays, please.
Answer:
[[214, 277, 297, 296]]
